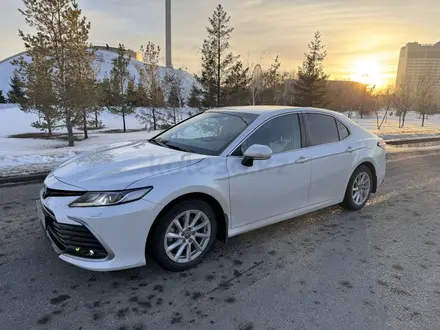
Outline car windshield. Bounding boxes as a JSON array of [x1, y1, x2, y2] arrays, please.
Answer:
[[151, 111, 258, 156]]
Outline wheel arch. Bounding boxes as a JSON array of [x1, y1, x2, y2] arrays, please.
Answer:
[[146, 192, 228, 253]]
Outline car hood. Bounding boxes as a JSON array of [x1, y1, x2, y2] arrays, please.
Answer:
[[51, 140, 206, 191]]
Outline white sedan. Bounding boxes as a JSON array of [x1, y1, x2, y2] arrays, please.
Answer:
[[37, 106, 386, 272]]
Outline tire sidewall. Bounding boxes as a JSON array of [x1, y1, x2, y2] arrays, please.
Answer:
[[344, 166, 373, 211], [152, 199, 217, 271]]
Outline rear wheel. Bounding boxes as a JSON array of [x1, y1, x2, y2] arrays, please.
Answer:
[[342, 165, 373, 211], [151, 199, 217, 271]]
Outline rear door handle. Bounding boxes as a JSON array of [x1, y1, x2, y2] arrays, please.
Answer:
[[345, 147, 356, 153], [295, 156, 310, 164]]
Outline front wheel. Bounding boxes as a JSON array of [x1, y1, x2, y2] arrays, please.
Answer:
[[342, 165, 373, 211], [151, 199, 217, 271]]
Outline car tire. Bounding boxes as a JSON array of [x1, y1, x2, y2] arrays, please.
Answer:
[[341, 165, 373, 211], [151, 199, 217, 272]]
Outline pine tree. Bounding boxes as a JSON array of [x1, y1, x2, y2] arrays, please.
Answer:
[[71, 75, 100, 138], [13, 54, 60, 135], [197, 4, 235, 108], [0, 90, 6, 103], [106, 44, 136, 132], [7, 72, 26, 104], [64, 1, 96, 140], [163, 70, 184, 124], [294, 31, 329, 107], [223, 58, 250, 106], [135, 80, 149, 107], [18, 0, 92, 146], [187, 84, 202, 110], [92, 75, 110, 128], [126, 76, 137, 107], [260, 56, 287, 105], [136, 42, 163, 130]]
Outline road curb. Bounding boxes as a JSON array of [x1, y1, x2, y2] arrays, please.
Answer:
[[0, 172, 49, 185], [1, 136, 439, 185], [385, 136, 440, 145]]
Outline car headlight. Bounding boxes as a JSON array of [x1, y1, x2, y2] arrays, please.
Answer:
[[69, 187, 153, 207]]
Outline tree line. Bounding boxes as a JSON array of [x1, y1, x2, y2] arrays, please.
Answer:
[[6, 0, 188, 146], [3, 1, 439, 146]]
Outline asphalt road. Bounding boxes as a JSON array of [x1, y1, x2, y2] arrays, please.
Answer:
[[1, 150, 440, 330]]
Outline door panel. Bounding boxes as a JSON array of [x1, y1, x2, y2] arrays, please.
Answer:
[[307, 142, 355, 205], [304, 113, 360, 205], [227, 149, 311, 229]]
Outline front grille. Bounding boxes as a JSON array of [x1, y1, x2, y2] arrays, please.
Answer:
[[43, 187, 84, 199], [42, 206, 107, 259]]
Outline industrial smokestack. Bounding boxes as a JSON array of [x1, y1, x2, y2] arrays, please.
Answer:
[[165, 0, 172, 68]]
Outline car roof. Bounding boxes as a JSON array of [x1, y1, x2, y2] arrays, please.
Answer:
[[208, 106, 345, 118]]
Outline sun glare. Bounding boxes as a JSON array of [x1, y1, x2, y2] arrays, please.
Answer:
[[349, 59, 386, 88]]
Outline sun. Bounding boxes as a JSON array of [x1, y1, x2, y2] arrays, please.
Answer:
[[349, 59, 385, 88]]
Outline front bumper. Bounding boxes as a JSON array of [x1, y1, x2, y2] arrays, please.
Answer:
[[37, 188, 163, 271]]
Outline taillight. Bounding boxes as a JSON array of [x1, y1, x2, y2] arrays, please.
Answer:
[[377, 140, 387, 150]]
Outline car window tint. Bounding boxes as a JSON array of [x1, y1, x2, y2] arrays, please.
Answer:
[[305, 113, 339, 146], [236, 114, 301, 155], [337, 120, 350, 140]]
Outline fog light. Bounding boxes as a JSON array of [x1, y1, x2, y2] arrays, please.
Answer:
[[86, 250, 95, 256]]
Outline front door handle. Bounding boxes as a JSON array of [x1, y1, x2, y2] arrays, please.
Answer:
[[345, 147, 356, 153], [295, 156, 310, 164]]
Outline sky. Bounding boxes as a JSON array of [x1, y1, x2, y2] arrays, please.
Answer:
[[1, 0, 439, 87]]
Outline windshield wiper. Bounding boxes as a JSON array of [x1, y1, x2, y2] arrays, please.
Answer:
[[163, 142, 194, 153], [150, 138, 193, 153], [149, 138, 168, 148]]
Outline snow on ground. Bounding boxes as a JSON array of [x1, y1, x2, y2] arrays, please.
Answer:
[[1, 105, 440, 177], [0, 131, 160, 177], [0, 105, 194, 177], [351, 111, 440, 140]]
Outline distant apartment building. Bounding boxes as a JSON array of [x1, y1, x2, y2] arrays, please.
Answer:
[[396, 42, 440, 89]]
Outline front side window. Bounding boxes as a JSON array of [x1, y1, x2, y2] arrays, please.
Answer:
[[152, 112, 258, 156], [305, 113, 339, 146], [234, 114, 302, 156]]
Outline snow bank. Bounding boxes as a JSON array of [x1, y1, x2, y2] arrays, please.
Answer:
[[0, 49, 197, 97]]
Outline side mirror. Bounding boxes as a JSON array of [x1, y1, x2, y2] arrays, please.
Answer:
[[241, 144, 272, 166]]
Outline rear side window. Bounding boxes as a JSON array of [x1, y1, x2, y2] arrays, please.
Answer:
[[305, 113, 339, 146], [337, 120, 350, 140]]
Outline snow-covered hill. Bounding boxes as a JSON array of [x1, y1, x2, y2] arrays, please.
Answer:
[[0, 49, 197, 96]]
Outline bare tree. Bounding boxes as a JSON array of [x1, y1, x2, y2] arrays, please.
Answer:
[[374, 85, 394, 130], [415, 70, 437, 127], [250, 64, 262, 105], [393, 78, 415, 128], [356, 84, 376, 119]]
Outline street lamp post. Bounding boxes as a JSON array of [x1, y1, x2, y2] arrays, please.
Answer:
[[165, 0, 172, 68]]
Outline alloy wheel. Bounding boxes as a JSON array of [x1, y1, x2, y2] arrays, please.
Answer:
[[352, 172, 371, 205], [164, 210, 211, 264]]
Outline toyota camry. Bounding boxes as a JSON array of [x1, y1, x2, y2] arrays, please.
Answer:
[[36, 106, 386, 272]]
